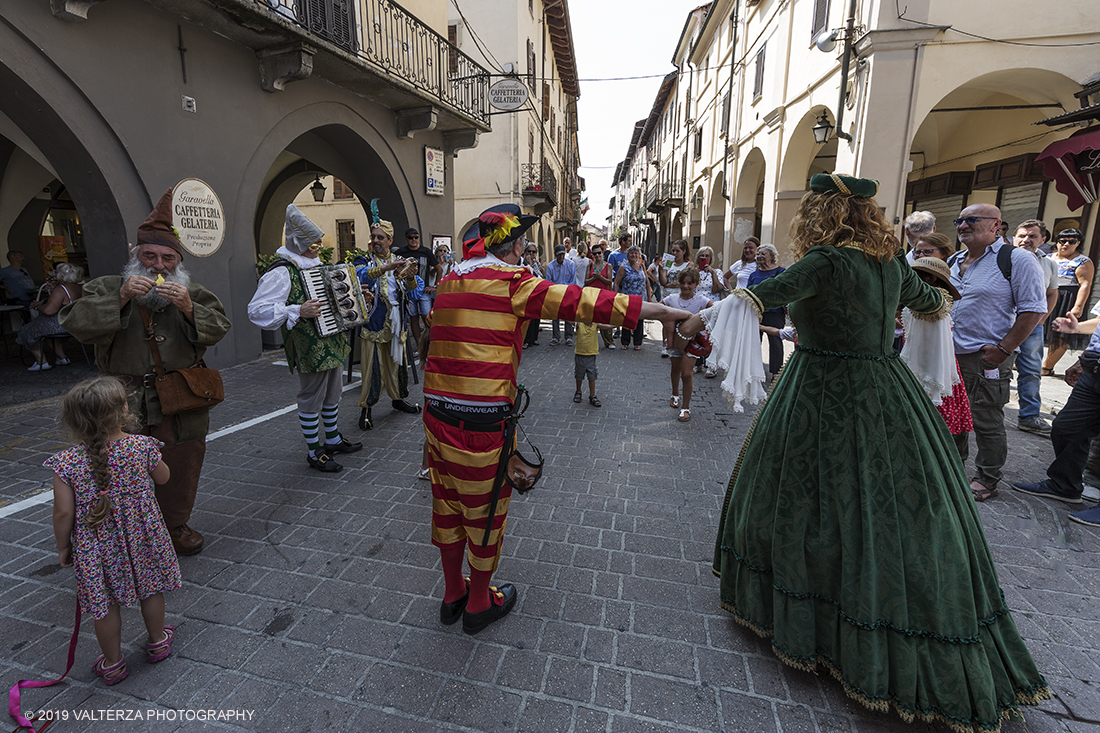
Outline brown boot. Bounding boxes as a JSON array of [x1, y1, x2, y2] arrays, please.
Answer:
[[170, 524, 204, 555]]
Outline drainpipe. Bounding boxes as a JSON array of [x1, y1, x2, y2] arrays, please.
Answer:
[[721, 1, 739, 201], [833, 0, 858, 141], [894, 43, 923, 228]]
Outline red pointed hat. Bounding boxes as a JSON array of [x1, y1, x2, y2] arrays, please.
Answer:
[[136, 188, 184, 255]]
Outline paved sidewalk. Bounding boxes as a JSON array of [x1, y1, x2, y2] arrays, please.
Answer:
[[1, 328, 1097, 732]]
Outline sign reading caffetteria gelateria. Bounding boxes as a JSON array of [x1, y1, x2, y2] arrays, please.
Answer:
[[171, 178, 225, 257], [488, 78, 529, 111]]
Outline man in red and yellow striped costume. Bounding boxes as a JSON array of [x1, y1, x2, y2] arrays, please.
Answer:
[[425, 205, 691, 634]]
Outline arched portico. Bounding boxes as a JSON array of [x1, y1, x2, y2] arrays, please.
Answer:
[[0, 30, 147, 280], [907, 68, 1088, 239], [706, 172, 727, 268], [733, 148, 765, 250], [775, 107, 838, 257]]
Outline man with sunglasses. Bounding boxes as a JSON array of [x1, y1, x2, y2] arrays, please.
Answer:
[[949, 204, 1047, 502], [395, 227, 441, 348]]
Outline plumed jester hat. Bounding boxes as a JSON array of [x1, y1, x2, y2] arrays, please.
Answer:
[[462, 204, 539, 259], [284, 204, 324, 255], [809, 173, 879, 198], [369, 198, 394, 239]]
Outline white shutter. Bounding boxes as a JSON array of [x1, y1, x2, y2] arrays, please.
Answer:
[[999, 182, 1044, 234], [915, 195, 965, 238]]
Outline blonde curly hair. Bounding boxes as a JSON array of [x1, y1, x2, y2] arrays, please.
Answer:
[[789, 191, 899, 262]]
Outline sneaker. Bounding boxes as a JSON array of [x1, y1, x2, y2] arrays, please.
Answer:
[[27, 362, 51, 372], [606, 343, 616, 350], [1068, 505, 1100, 527], [565, 338, 573, 346], [1011, 481, 1083, 504], [55, 358, 71, 366], [1017, 417, 1051, 436], [1083, 485, 1100, 503], [661, 348, 670, 358], [550, 338, 560, 345]]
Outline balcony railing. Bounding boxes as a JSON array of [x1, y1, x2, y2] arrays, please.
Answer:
[[257, 0, 490, 125], [521, 163, 559, 205], [645, 181, 659, 211], [660, 180, 685, 205]]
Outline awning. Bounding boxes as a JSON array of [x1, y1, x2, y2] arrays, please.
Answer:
[[1036, 127, 1100, 211]]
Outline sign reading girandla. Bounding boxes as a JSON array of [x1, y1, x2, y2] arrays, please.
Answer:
[[488, 78, 529, 111], [171, 178, 225, 257]]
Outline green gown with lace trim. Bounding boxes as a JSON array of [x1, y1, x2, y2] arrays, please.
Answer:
[[713, 245, 1049, 733]]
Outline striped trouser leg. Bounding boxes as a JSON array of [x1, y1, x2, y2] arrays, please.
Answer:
[[424, 411, 513, 574]]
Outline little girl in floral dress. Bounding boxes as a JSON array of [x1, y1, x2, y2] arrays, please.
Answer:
[[46, 377, 182, 685]]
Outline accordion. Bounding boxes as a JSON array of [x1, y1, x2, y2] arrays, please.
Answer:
[[300, 264, 372, 337]]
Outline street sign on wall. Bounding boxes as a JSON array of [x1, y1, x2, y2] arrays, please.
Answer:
[[425, 146, 445, 197]]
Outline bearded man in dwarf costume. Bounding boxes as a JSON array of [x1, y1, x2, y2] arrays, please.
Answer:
[[353, 199, 424, 430], [59, 189, 231, 555], [424, 204, 691, 634], [247, 204, 367, 473]]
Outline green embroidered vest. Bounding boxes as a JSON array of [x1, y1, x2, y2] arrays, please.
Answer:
[[280, 262, 351, 374]]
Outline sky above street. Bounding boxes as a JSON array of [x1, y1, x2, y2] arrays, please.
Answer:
[[572, 0, 705, 232]]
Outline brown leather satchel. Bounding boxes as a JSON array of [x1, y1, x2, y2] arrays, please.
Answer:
[[138, 303, 224, 415]]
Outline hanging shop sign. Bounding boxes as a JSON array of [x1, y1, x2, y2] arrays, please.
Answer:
[[171, 178, 225, 257], [488, 78, 529, 111], [425, 146, 445, 197]]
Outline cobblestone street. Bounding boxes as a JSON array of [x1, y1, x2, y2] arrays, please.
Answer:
[[1, 327, 1097, 732]]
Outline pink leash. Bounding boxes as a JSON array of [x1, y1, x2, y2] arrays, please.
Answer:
[[8, 604, 80, 731]]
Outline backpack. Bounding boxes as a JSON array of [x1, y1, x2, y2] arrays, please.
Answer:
[[946, 243, 1013, 281]]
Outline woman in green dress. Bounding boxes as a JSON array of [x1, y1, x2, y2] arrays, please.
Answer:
[[680, 174, 1049, 732]]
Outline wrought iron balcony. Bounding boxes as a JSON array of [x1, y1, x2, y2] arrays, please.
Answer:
[[255, 0, 490, 125], [521, 163, 559, 204], [645, 181, 660, 212], [132, 0, 492, 130], [659, 180, 685, 207]]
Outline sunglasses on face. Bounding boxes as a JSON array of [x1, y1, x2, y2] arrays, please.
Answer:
[[952, 216, 999, 227], [1058, 238, 1079, 244]]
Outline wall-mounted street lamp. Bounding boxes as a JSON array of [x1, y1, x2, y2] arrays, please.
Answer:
[[812, 112, 834, 144], [310, 176, 326, 202], [812, 0, 858, 142]]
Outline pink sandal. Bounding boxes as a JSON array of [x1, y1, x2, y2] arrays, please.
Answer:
[[92, 655, 129, 685], [147, 626, 175, 663]]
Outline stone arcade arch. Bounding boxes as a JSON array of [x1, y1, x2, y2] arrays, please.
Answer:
[[236, 104, 418, 355], [905, 69, 1086, 237], [688, 185, 704, 253], [775, 107, 838, 258], [733, 148, 766, 250], [0, 28, 147, 280], [706, 171, 727, 268]]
